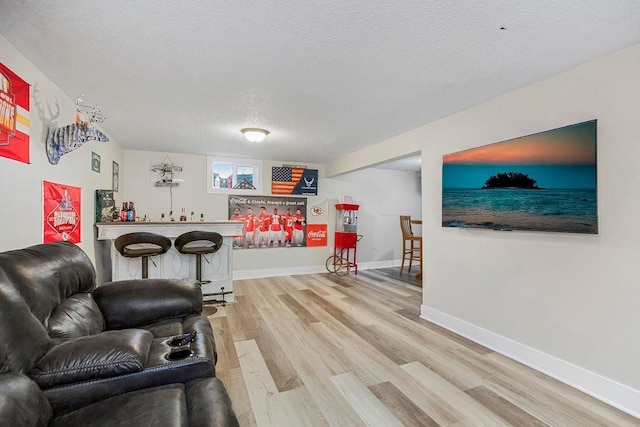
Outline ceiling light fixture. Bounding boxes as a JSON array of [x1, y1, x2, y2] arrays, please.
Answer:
[[241, 128, 270, 143]]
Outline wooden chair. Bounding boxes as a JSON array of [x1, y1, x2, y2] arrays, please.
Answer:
[[400, 215, 421, 276]]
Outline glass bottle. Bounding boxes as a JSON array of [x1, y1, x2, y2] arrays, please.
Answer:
[[127, 202, 135, 222], [121, 202, 128, 222]]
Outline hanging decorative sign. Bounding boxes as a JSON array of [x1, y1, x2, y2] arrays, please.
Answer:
[[0, 62, 30, 164], [45, 96, 109, 165], [306, 224, 328, 247], [308, 198, 329, 223], [43, 181, 81, 243], [271, 166, 318, 195]]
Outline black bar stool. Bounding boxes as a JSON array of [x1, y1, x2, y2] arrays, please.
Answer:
[[174, 231, 224, 284], [114, 232, 172, 279]]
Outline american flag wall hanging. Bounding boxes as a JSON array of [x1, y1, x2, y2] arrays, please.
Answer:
[[271, 166, 318, 195]]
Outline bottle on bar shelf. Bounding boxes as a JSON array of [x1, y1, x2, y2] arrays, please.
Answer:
[[127, 202, 135, 222], [180, 207, 187, 222], [121, 202, 128, 222]]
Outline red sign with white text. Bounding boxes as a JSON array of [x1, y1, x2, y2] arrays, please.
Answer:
[[306, 224, 327, 247], [43, 181, 81, 243], [0, 62, 30, 163]]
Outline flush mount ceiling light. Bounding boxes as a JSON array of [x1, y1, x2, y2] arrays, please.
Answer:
[[241, 128, 270, 143]]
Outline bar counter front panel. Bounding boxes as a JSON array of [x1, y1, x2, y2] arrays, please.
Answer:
[[96, 221, 243, 302]]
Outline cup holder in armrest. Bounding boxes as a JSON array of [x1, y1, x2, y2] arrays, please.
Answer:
[[164, 349, 194, 361], [166, 337, 186, 347], [165, 331, 197, 347]]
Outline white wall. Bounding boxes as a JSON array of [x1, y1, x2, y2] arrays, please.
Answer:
[[0, 35, 124, 263], [331, 167, 422, 263], [123, 149, 421, 277], [327, 43, 640, 414]]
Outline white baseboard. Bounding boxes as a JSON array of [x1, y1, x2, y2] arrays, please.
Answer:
[[358, 259, 402, 270], [234, 259, 403, 280], [421, 304, 640, 419], [234, 265, 326, 280]]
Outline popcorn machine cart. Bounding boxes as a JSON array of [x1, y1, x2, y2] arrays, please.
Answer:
[[326, 203, 361, 276]]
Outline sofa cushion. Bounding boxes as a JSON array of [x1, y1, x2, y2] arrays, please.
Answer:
[[49, 383, 188, 427], [0, 242, 96, 325], [0, 373, 52, 427], [30, 329, 153, 388], [48, 293, 105, 344], [0, 270, 53, 374]]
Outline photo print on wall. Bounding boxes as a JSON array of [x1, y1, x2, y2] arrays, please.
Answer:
[[442, 119, 597, 234], [228, 195, 307, 249]]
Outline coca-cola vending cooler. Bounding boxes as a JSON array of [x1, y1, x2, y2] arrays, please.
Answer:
[[328, 203, 360, 275]]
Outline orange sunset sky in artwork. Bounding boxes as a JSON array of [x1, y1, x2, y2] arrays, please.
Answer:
[[444, 122, 596, 165]]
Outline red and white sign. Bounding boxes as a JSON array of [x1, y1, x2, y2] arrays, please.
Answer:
[[43, 181, 81, 243], [306, 224, 327, 247], [0, 63, 30, 164]]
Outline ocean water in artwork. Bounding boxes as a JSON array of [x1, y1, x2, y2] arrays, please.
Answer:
[[442, 187, 597, 233]]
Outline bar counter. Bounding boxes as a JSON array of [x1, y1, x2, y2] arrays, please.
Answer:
[[96, 221, 243, 302]]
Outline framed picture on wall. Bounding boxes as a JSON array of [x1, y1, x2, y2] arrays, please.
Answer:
[[112, 161, 119, 192], [91, 152, 101, 173], [442, 119, 597, 234]]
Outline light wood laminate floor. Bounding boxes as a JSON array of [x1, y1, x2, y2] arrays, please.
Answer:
[[208, 270, 638, 426]]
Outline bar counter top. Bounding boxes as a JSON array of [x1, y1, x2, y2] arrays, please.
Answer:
[[96, 221, 242, 225], [94, 220, 240, 302]]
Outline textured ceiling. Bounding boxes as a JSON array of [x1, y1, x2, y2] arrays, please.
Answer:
[[1, 1, 640, 165]]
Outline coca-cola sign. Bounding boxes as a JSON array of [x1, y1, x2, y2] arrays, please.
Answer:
[[306, 224, 327, 247], [307, 230, 327, 239]]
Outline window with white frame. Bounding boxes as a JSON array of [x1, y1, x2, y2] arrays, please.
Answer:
[[206, 156, 263, 194]]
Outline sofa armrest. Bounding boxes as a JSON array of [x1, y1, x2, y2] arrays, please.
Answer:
[[187, 377, 239, 427], [30, 329, 153, 388], [93, 279, 203, 329]]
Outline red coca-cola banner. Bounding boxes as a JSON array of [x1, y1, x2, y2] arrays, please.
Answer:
[[43, 181, 81, 243], [306, 224, 327, 247]]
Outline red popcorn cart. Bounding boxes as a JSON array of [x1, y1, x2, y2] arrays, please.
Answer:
[[326, 203, 361, 276]]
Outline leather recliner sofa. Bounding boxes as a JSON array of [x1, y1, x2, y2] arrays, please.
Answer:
[[0, 241, 238, 426]]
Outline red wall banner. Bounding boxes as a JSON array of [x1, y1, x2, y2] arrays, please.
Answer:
[[306, 224, 328, 247], [43, 181, 81, 243], [0, 62, 30, 164]]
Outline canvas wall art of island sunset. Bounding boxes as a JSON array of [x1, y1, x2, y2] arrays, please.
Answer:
[[442, 120, 597, 234]]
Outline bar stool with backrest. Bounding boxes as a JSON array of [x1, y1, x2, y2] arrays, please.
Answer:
[[174, 231, 224, 285], [399, 215, 422, 276], [114, 232, 172, 279]]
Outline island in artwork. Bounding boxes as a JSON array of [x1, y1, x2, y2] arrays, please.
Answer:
[[481, 172, 541, 189]]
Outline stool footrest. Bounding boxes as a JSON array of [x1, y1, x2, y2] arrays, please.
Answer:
[[203, 289, 232, 306]]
